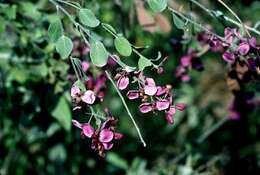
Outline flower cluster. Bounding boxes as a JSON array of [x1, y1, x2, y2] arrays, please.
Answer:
[[72, 111, 123, 157], [221, 28, 260, 66], [114, 65, 186, 124]]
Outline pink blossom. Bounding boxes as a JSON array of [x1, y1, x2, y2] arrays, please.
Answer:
[[238, 42, 250, 56], [126, 90, 139, 100], [222, 52, 235, 62], [156, 100, 170, 111], [117, 76, 129, 90], [81, 90, 96, 104], [139, 103, 153, 113], [144, 78, 157, 96]]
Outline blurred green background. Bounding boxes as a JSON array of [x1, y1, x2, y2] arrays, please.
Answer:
[[0, 0, 260, 174]]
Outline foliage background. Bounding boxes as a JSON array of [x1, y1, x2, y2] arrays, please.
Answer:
[[0, 0, 260, 174]]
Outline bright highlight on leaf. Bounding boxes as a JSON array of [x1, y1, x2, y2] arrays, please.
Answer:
[[114, 36, 132, 57], [172, 13, 184, 30], [138, 56, 152, 70], [147, 0, 167, 12], [56, 35, 73, 59], [79, 8, 100, 28], [90, 41, 108, 67], [48, 21, 62, 43]]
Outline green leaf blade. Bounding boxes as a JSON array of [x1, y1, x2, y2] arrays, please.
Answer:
[[138, 56, 152, 70], [90, 42, 108, 67], [50, 96, 72, 131], [114, 36, 132, 57], [172, 13, 184, 30], [48, 21, 62, 43], [79, 8, 100, 28], [147, 0, 167, 12], [56, 35, 73, 59]]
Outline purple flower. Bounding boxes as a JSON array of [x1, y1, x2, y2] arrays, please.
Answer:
[[156, 100, 170, 111], [139, 103, 153, 113], [175, 103, 186, 111], [81, 90, 96, 104], [144, 78, 157, 96], [249, 37, 257, 48], [72, 114, 123, 157], [126, 90, 139, 100], [222, 52, 235, 62], [238, 42, 250, 56], [117, 76, 129, 90]]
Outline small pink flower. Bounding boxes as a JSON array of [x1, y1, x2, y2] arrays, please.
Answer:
[[71, 86, 80, 97], [126, 90, 139, 100], [238, 42, 250, 56], [181, 56, 192, 67], [222, 52, 235, 62], [155, 86, 166, 96], [139, 103, 153, 113], [99, 129, 114, 142], [249, 37, 256, 48], [181, 75, 191, 82], [144, 78, 157, 96], [82, 61, 90, 72], [176, 103, 186, 111], [117, 76, 129, 90], [157, 67, 164, 74], [81, 90, 96, 104], [166, 113, 174, 124], [156, 100, 170, 111]]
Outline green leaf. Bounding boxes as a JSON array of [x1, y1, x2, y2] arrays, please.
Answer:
[[114, 36, 132, 57], [48, 21, 63, 43], [102, 23, 117, 34], [79, 8, 100, 27], [138, 56, 152, 70], [71, 57, 89, 81], [73, 80, 86, 91], [0, 18, 6, 34], [106, 152, 128, 170], [50, 96, 72, 131], [147, 0, 167, 12], [90, 42, 108, 67], [56, 35, 73, 59], [172, 13, 184, 30], [48, 144, 67, 163]]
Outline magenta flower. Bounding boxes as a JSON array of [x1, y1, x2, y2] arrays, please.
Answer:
[[139, 103, 153, 113], [238, 42, 250, 56], [222, 52, 235, 62], [81, 90, 96, 104], [117, 76, 129, 90], [144, 78, 157, 96], [156, 100, 170, 111], [126, 90, 139, 100], [181, 56, 192, 67], [72, 115, 122, 157]]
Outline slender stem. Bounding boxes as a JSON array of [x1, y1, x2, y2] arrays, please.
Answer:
[[56, 5, 64, 35], [70, 56, 81, 81], [101, 23, 118, 38], [57, 0, 81, 10], [217, 0, 250, 37], [190, 0, 260, 36], [105, 70, 146, 147]]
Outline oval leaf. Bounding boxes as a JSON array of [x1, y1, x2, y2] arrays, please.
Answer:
[[90, 42, 108, 67], [138, 56, 152, 70], [48, 21, 62, 43], [172, 13, 184, 30], [79, 8, 100, 28], [56, 35, 73, 59], [50, 96, 72, 131], [147, 0, 167, 12], [114, 36, 132, 57]]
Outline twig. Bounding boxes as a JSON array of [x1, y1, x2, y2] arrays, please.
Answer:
[[105, 70, 146, 147], [190, 0, 260, 36]]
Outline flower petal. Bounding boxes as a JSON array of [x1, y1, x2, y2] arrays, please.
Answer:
[[181, 56, 192, 67], [81, 90, 96, 104], [71, 86, 80, 97], [99, 129, 114, 143], [222, 52, 235, 62], [155, 86, 166, 96], [103, 142, 114, 150], [72, 106, 82, 111], [82, 124, 95, 137], [176, 103, 186, 111], [145, 78, 156, 86], [156, 100, 170, 111], [139, 103, 152, 113], [167, 106, 176, 115], [238, 43, 250, 56], [144, 86, 157, 96], [114, 133, 123, 140], [72, 120, 82, 129], [249, 37, 257, 48], [166, 113, 174, 124], [126, 90, 139, 100], [117, 76, 129, 90], [181, 75, 191, 82], [82, 61, 90, 72]]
